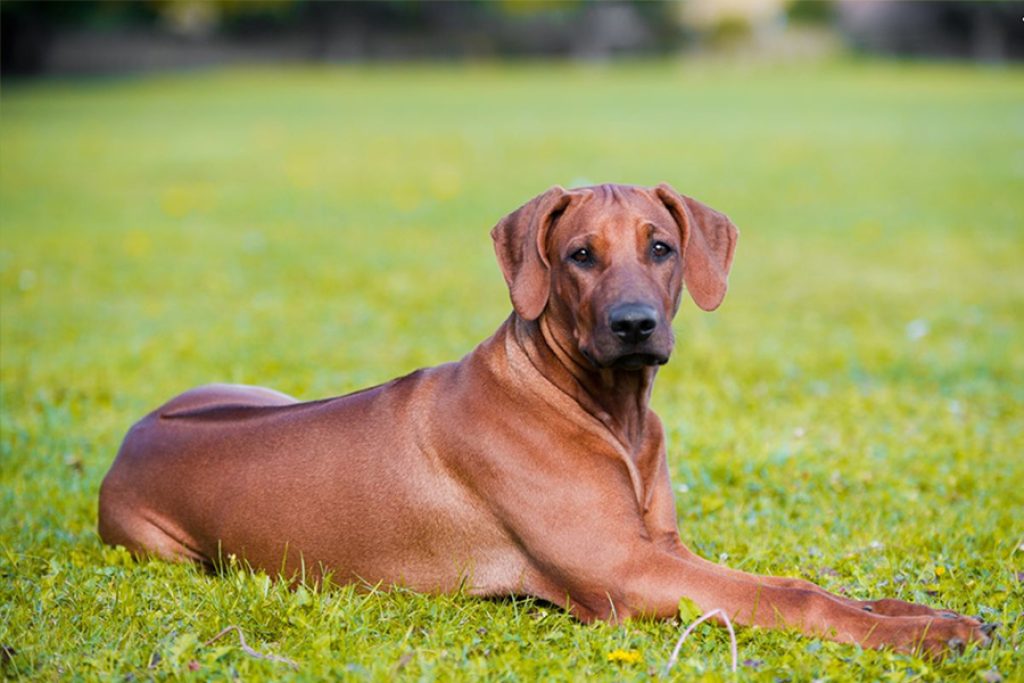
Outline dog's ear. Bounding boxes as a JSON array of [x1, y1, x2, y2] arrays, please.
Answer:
[[655, 183, 739, 312], [491, 186, 572, 321]]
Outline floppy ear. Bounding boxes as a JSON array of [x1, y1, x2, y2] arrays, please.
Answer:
[[655, 183, 739, 312], [490, 186, 572, 321]]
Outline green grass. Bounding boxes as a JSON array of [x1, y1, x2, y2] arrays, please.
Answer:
[[2, 59, 1022, 680]]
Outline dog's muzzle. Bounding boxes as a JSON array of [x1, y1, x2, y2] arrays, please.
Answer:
[[584, 302, 672, 371]]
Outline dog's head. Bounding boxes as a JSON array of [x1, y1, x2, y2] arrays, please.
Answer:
[[491, 183, 738, 371]]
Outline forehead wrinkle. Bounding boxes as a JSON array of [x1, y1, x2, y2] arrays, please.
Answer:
[[561, 231, 601, 248], [587, 183, 638, 207], [633, 222, 654, 251]]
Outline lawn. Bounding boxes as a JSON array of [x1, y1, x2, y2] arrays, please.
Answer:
[[1, 59, 1021, 681]]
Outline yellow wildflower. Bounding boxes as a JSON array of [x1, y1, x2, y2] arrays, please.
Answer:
[[606, 649, 642, 664]]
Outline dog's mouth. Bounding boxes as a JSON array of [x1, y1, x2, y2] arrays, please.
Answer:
[[610, 352, 669, 371], [581, 352, 667, 374], [579, 339, 671, 372]]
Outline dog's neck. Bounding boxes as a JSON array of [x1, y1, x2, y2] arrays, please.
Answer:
[[509, 314, 655, 454]]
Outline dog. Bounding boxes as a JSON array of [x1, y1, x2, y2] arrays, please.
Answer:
[[99, 183, 989, 656]]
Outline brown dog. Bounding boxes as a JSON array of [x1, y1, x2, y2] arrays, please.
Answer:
[[99, 183, 988, 656]]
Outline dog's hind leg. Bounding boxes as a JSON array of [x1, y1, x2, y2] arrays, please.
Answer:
[[98, 482, 211, 567]]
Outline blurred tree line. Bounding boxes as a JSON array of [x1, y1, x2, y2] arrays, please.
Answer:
[[1, 0, 681, 74], [2, 0, 1021, 76]]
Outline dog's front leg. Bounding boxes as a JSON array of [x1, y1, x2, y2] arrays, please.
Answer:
[[611, 548, 989, 657]]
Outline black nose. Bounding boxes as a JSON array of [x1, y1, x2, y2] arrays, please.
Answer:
[[608, 303, 658, 344]]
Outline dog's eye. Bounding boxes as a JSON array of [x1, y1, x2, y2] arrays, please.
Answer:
[[569, 248, 593, 265], [651, 242, 674, 260]]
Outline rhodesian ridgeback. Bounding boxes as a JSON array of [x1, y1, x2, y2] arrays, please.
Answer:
[[99, 183, 990, 656]]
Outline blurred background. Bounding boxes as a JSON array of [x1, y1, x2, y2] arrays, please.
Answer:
[[3, 0, 1023, 76]]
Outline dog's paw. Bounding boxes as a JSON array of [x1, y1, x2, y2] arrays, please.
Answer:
[[905, 616, 994, 658]]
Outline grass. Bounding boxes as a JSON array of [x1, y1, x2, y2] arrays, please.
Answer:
[[1, 58, 1022, 680]]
